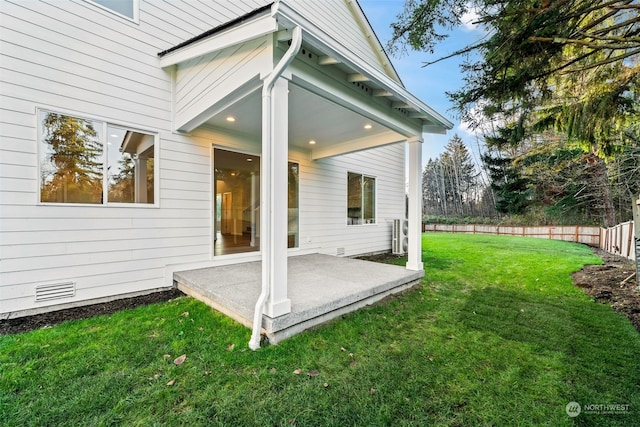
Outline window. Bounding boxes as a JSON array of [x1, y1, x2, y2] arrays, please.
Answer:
[[347, 172, 376, 225], [39, 110, 156, 205], [89, 0, 137, 21]]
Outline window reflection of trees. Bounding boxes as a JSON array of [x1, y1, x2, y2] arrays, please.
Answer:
[[40, 111, 155, 205], [40, 112, 103, 204]]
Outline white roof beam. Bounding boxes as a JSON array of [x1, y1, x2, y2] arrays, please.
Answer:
[[392, 101, 412, 109], [372, 89, 393, 97], [318, 55, 341, 65], [347, 73, 370, 82], [311, 131, 405, 160]]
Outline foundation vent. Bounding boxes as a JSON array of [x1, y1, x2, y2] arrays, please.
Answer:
[[336, 247, 345, 256], [35, 281, 76, 302]]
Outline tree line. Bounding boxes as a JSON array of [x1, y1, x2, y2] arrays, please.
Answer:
[[391, 0, 639, 226], [424, 132, 639, 226]]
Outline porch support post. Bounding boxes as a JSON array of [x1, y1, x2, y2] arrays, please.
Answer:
[[261, 76, 291, 318], [406, 136, 424, 271]]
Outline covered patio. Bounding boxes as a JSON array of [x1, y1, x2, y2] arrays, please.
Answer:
[[174, 254, 422, 344], [158, 2, 452, 349]]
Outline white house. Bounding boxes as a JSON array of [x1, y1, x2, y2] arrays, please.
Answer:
[[0, 0, 452, 342]]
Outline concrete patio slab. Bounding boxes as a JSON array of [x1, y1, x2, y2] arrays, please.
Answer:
[[174, 254, 423, 344]]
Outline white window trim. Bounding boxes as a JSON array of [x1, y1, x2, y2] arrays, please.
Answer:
[[347, 171, 377, 226], [37, 107, 159, 208], [86, 0, 140, 24]]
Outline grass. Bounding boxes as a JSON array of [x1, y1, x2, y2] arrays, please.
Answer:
[[2, 234, 639, 426]]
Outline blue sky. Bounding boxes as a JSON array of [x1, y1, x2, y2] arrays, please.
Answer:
[[359, 0, 482, 163]]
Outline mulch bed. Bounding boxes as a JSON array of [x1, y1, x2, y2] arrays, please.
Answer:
[[2, 249, 638, 335], [572, 248, 639, 333], [0, 289, 184, 335]]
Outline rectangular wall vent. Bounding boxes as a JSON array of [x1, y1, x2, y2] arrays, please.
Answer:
[[35, 282, 76, 302], [336, 247, 345, 256]]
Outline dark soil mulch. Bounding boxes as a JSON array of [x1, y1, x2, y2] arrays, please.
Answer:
[[572, 248, 639, 333], [0, 289, 184, 335]]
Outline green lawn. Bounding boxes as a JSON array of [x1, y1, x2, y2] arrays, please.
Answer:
[[2, 234, 639, 426]]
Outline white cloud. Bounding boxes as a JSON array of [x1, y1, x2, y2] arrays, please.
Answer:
[[460, 5, 481, 32], [458, 117, 477, 137]]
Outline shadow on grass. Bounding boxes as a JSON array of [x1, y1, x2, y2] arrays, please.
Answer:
[[459, 286, 640, 426], [422, 252, 454, 271]]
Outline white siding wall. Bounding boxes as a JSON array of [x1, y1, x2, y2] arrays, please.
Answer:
[[0, 0, 263, 315], [295, 143, 406, 257], [284, 0, 394, 81], [0, 0, 406, 317], [175, 38, 271, 130]]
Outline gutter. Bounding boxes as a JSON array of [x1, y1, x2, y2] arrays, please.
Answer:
[[249, 25, 302, 351]]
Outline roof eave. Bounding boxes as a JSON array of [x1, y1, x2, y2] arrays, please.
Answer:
[[158, 4, 278, 68], [275, 3, 453, 132], [156, 1, 453, 133]]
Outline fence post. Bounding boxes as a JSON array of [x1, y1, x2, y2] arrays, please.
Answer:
[[627, 222, 633, 258]]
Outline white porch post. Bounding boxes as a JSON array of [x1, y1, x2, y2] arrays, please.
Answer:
[[406, 136, 424, 271], [261, 76, 291, 318]]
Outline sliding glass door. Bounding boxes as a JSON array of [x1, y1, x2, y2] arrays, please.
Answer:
[[213, 148, 298, 256]]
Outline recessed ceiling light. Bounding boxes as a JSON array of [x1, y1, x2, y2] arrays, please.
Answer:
[[364, 124, 373, 130], [309, 140, 316, 145], [226, 116, 236, 122], [246, 158, 253, 162]]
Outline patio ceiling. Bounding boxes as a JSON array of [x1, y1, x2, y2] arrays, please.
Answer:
[[203, 83, 406, 158]]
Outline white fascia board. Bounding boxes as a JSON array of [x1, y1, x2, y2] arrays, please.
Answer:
[[159, 15, 278, 68], [422, 124, 448, 135], [274, 3, 454, 132], [344, 0, 402, 84]]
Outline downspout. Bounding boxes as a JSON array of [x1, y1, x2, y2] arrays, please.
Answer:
[[249, 25, 302, 350]]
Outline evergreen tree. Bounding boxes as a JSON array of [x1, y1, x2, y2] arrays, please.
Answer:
[[481, 153, 531, 215], [440, 135, 478, 216]]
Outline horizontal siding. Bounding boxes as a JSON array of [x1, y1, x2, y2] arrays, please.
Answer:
[[294, 143, 406, 257], [286, 0, 393, 81], [175, 38, 271, 129], [0, 0, 245, 315], [0, 0, 408, 316]]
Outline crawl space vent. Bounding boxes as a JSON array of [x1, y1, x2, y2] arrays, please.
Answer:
[[336, 247, 345, 256], [35, 282, 76, 302]]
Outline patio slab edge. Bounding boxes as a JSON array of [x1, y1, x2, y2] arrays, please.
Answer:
[[265, 279, 421, 344]]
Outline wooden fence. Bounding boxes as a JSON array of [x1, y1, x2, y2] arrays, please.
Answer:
[[422, 223, 603, 246], [600, 221, 636, 261], [422, 222, 637, 261]]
